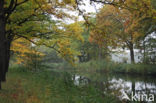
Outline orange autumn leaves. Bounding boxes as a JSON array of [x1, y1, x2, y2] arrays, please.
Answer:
[[89, 0, 156, 49], [11, 38, 44, 66]]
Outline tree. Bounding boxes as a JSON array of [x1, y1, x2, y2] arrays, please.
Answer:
[[89, 0, 156, 63], [11, 38, 45, 70], [77, 24, 103, 62], [0, 0, 82, 89]]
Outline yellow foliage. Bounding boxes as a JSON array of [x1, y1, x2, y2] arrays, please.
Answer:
[[11, 38, 44, 66]]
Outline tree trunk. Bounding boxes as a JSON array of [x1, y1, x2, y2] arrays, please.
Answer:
[[129, 44, 135, 63], [0, 82, 1, 90], [6, 40, 12, 73], [132, 81, 135, 95], [0, 21, 7, 89], [98, 47, 102, 60], [87, 53, 90, 61], [0, 0, 7, 90], [143, 41, 146, 63]]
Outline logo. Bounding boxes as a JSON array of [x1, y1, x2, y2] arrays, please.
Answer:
[[122, 91, 155, 102]]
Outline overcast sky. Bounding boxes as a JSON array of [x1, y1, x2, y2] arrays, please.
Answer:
[[55, 0, 103, 24]]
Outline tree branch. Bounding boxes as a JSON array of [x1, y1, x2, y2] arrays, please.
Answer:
[[16, 0, 29, 6], [5, 0, 29, 20], [15, 34, 61, 54]]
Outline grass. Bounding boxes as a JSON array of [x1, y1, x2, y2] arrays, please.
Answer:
[[0, 65, 120, 103], [1, 62, 154, 103], [76, 60, 156, 76]]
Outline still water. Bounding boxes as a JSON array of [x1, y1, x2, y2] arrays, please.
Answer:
[[71, 72, 156, 102]]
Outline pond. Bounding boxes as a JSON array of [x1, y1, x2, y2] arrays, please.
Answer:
[[71, 72, 156, 102]]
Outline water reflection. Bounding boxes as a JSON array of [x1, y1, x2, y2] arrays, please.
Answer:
[[72, 75, 90, 86], [72, 73, 156, 102]]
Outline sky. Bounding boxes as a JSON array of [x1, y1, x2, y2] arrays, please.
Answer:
[[71, 0, 102, 23], [52, 0, 102, 24]]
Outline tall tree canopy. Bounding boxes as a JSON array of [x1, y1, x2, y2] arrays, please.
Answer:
[[0, 0, 83, 89], [89, 0, 156, 63]]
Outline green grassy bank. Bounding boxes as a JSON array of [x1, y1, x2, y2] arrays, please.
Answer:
[[76, 60, 156, 76], [0, 66, 119, 103]]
